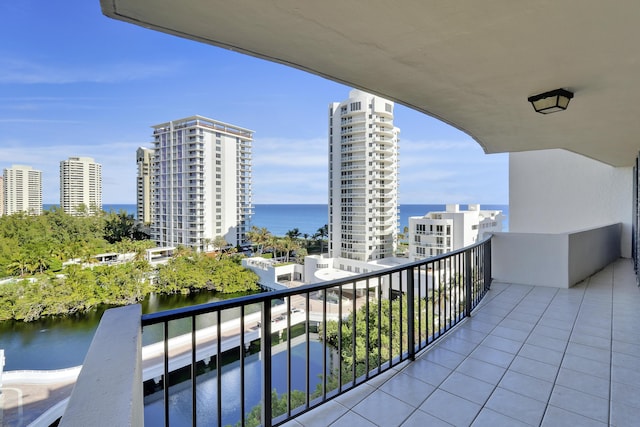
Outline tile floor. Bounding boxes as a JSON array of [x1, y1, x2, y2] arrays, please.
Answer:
[[283, 258, 640, 426]]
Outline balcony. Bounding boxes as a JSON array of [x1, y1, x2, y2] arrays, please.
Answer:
[[74, 1, 640, 425], [43, 231, 640, 427], [289, 258, 638, 427], [52, 239, 488, 426]]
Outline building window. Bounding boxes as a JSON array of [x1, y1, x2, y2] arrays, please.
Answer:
[[350, 102, 361, 111]]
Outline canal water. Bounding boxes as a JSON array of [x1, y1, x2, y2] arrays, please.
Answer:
[[144, 339, 329, 427], [0, 291, 254, 371], [1, 291, 330, 426]]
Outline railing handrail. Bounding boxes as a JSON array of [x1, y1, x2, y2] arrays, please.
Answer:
[[140, 235, 492, 427], [141, 236, 492, 326]]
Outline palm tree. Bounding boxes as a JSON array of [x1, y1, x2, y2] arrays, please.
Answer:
[[8, 254, 29, 277], [246, 226, 272, 255], [213, 236, 229, 259], [314, 224, 329, 254], [174, 245, 193, 258], [280, 237, 300, 262], [31, 253, 49, 274], [286, 228, 301, 241], [269, 236, 283, 259]]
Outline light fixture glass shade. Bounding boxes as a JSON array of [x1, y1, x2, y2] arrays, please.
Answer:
[[528, 89, 574, 114]]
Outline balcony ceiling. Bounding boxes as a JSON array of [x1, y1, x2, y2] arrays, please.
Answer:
[[102, 0, 640, 167]]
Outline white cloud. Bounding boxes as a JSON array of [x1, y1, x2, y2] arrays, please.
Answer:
[[0, 57, 180, 84], [251, 135, 508, 204], [0, 131, 508, 206], [252, 136, 328, 203]]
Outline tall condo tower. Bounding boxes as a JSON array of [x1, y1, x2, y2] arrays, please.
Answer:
[[328, 89, 400, 261], [3, 165, 42, 215], [136, 147, 155, 224], [151, 115, 254, 251], [0, 176, 4, 216], [60, 156, 102, 216]]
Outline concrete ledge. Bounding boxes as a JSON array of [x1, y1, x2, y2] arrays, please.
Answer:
[[492, 223, 621, 287], [3, 367, 81, 384], [60, 305, 143, 427]]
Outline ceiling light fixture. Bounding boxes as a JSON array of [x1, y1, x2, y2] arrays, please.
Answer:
[[528, 88, 574, 114]]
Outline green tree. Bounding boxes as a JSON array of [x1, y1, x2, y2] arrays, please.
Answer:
[[212, 236, 229, 256], [285, 228, 301, 241], [7, 252, 29, 277], [246, 226, 272, 255], [104, 210, 136, 243], [313, 224, 328, 254]]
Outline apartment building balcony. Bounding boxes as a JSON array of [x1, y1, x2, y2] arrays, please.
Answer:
[[51, 232, 639, 427], [340, 144, 366, 154], [340, 116, 366, 125], [341, 126, 366, 135], [37, 2, 638, 426], [340, 164, 366, 172]]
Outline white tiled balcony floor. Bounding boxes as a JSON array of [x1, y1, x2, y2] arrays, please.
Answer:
[[283, 258, 640, 427]]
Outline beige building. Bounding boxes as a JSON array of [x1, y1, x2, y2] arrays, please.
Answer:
[[3, 165, 42, 215], [60, 157, 102, 216], [136, 147, 154, 224]]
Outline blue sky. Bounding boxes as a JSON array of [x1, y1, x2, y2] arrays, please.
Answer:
[[0, 1, 508, 205]]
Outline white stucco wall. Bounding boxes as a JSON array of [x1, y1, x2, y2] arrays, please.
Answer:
[[492, 223, 621, 287], [510, 149, 632, 257]]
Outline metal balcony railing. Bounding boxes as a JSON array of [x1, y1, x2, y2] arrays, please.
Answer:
[[140, 237, 492, 427]]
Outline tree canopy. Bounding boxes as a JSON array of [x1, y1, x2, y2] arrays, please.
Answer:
[[0, 209, 260, 322]]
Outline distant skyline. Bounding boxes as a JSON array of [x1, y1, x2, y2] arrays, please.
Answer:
[[0, 1, 508, 205]]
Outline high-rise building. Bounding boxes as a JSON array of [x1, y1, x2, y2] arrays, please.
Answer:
[[60, 157, 102, 216], [328, 89, 400, 261], [408, 204, 504, 261], [3, 165, 42, 215], [136, 147, 155, 224], [0, 176, 4, 217], [151, 115, 254, 251]]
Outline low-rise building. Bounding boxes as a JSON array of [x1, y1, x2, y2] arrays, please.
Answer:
[[409, 204, 503, 261]]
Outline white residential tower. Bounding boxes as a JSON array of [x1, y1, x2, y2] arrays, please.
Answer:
[[151, 115, 253, 251], [3, 165, 42, 215], [60, 156, 102, 216], [328, 89, 400, 262]]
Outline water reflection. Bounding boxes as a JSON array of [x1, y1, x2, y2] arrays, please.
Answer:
[[144, 340, 329, 427], [0, 291, 258, 371]]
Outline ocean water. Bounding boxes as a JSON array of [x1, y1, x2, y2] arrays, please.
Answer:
[[253, 203, 509, 236], [44, 203, 509, 235]]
